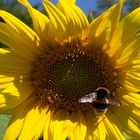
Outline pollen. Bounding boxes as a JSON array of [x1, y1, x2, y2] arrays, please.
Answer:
[[31, 40, 119, 111]]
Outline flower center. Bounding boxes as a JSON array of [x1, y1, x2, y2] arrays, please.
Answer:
[[31, 40, 119, 111]]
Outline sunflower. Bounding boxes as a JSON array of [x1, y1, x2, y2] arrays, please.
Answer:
[[0, 0, 140, 139]]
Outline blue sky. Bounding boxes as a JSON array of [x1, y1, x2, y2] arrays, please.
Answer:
[[29, 0, 97, 15]]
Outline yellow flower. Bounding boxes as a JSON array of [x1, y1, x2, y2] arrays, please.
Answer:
[[0, 0, 140, 139]]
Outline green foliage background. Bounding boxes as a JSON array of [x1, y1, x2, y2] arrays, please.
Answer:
[[0, 0, 139, 139]]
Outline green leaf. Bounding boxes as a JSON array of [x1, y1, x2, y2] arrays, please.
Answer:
[[0, 114, 10, 140]]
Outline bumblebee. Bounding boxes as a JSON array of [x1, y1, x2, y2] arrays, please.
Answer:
[[78, 87, 120, 115]]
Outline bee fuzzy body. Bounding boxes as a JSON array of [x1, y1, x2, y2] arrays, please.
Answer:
[[78, 87, 120, 115]]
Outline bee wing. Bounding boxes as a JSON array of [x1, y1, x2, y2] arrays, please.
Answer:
[[107, 98, 120, 106], [78, 92, 97, 103]]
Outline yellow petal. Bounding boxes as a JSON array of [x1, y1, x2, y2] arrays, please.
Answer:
[[0, 48, 29, 64], [113, 107, 140, 137], [88, 0, 123, 48], [43, 109, 54, 140], [0, 52, 32, 73], [0, 81, 33, 110], [49, 110, 87, 140], [43, 0, 67, 43], [0, 77, 15, 85], [49, 109, 71, 140], [0, 48, 9, 54], [56, 0, 88, 38], [0, 23, 32, 60], [4, 116, 24, 140], [123, 79, 140, 92], [0, 11, 41, 60], [61, 0, 76, 4], [84, 110, 97, 140], [0, 73, 29, 84], [126, 69, 140, 80], [118, 103, 140, 121], [19, 105, 49, 140], [118, 98, 140, 119], [124, 72, 140, 91], [104, 112, 125, 140], [0, 74, 30, 113], [4, 97, 36, 140], [0, 83, 13, 90], [87, 129, 100, 140], [18, 0, 50, 46], [69, 111, 87, 140], [127, 92, 140, 101], [120, 94, 140, 109], [98, 117, 106, 140], [116, 88, 140, 109], [116, 34, 140, 68], [85, 110, 106, 140], [114, 104, 140, 124], [109, 7, 140, 60], [89, 117, 106, 140], [130, 59, 140, 71]]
